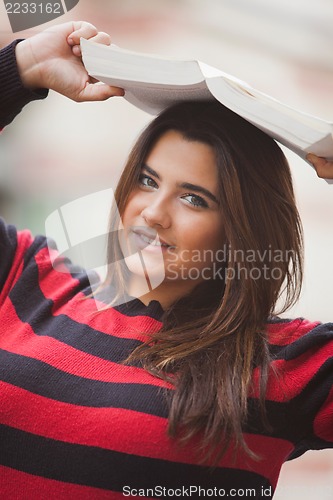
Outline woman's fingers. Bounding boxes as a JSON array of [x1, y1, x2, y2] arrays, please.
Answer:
[[70, 31, 111, 57], [307, 153, 333, 179], [77, 82, 125, 102], [89, 32, 112, 45], [67, 21, 98, 46]]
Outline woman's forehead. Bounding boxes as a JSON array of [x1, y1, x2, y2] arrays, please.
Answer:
[[146, 130, 219, 184]]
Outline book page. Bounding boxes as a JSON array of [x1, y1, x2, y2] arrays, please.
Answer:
[[81, 38, 205, 86], [206, 77, 333, 153], [123, 85, 213, 115], [81, 38, 333, 163]]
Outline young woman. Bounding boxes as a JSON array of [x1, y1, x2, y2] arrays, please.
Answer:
[[0, 21, 332, 499]]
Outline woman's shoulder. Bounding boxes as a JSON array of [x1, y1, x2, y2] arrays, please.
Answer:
[[263, 316, 333, 452], [266, 315, 333, 358], [0, 218, 98, 303]]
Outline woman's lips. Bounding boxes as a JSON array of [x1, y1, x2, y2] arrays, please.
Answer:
[[131, 229, 173, 252]]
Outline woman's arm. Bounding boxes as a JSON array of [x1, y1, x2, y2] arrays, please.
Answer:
[[0, 21, 125, 294], [0, 40, 49, 129]]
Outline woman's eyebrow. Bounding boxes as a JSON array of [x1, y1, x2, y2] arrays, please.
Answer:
[[142, 164, 219, 205]]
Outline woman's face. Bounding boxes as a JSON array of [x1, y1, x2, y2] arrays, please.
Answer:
[[120, 130, 225, 304]]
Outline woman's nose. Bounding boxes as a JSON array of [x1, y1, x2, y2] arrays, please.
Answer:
[[140, 196, 171, 228]]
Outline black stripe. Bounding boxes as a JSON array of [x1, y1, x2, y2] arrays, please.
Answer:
[[25, 238, 164, 321], [10, 303, 144, 364], [0, 350, 169, 416], [8, 247, 163, 363], [23, 233, 91, 282], [9, 269, 149, 365], [4, 346, 331, 450], [284, 357, 333, 457], [267, 315, 303, 325], [284, 323, 333, 359], [269, 322, 333, 361], [0, 424, 272, 497], [245, 357, 333, 451], [0, 219, 18, 292]]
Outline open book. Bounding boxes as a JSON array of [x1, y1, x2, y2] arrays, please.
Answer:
[[81, 38, 333, 175]]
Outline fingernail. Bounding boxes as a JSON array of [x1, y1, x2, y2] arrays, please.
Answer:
[[67, 37, 74, 46], [73, 45, 82, 56]]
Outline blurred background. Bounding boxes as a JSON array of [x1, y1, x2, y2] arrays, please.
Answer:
[[0, 0, 333, 497]]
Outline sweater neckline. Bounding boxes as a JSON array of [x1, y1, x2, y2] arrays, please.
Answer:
[[90, 283, 164, 321], [120, 296, 164, 321]]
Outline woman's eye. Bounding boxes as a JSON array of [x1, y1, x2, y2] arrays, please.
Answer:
[[139, 173, 158, 189], [138, 174, 208, 208], [182, 194, 208, 208]]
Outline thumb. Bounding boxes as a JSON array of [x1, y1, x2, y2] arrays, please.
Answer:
[[76, 83, 125, 102]]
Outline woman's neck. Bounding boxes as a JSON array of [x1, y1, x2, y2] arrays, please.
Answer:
[[128, 275, 198, 309]]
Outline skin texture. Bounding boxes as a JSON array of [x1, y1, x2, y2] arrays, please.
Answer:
[[307, 153, 333, 179], [120, 130, 225, 308], [15, 21, 124, 102]]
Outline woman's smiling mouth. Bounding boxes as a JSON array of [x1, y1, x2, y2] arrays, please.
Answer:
[[131, 228, 173, 251]]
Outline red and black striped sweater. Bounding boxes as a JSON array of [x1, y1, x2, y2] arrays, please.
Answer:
[[0, 41, 333, 499]]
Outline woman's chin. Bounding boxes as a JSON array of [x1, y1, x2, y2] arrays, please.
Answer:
[[123, 253, 166, 291]]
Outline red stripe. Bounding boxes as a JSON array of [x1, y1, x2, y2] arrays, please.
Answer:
[[251, 342, 333, 402], [0, 229, 33, 308], [0, 381, 169, 455], [267, 318, 320, 346], [0, 300, 171, 387], [0, 381, 292, 477], [35, 247, 162, 340], [0, 465, 124, 499]]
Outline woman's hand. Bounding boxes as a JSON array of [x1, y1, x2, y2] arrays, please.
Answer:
[[307, 153, 333, 179], [15, 21, 124, 102]]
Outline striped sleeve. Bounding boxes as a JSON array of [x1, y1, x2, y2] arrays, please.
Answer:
[[0, 218, 46, 306], [0, 40, 48, 130], [267, 319, 333, 459], [306, 323, 333, 448]]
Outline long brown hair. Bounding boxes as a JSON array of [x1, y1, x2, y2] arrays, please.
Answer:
[[104, 101, 303, 463]]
